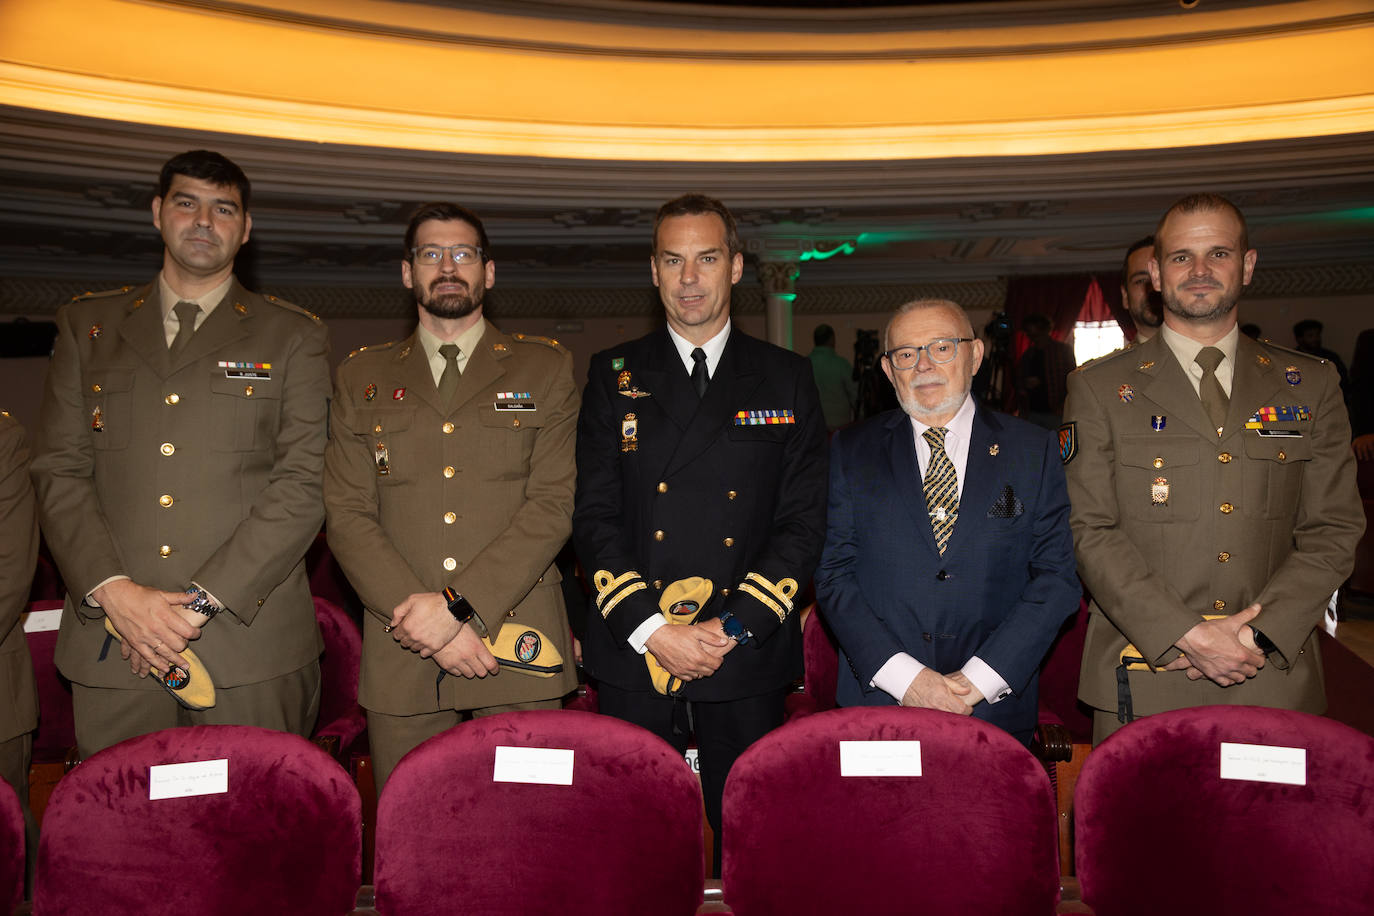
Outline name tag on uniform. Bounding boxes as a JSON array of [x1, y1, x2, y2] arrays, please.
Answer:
[[1256, 429, 1302, 438]]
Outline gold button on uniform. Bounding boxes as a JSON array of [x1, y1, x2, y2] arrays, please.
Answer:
[[91, 383, 102, 393], [443, 466, 456, 478], [1277, 450, 1286, 461], [1218, 552, 1231, 562], [443, 557, 457, 571], [1219, 503, 1234, 514], [723, 537, 735, 547], [512, 418, 521, 428], [158, 494, 173, 508], [165, 393, 180, 405], [442, 422, 455, 434], [444, 512, 456, 524], [653, 579, 663, 590], [158, 545, 172, 558], [727, 490, 738, 500], [506, 610, 516, 618], [1152, 457, 1164, 469], [654, 530, 665, 541], [657, 482, 668, 493], [160, 442, 175, 456], [721, 587, 731, 596], [244, 385, 254, 397], [1213, 599, 1226, 611], [373, 424, 383, 435], [1218, 453, 1233, 464]]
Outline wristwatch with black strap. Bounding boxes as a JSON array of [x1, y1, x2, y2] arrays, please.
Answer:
[[443, 586, 489, 641]]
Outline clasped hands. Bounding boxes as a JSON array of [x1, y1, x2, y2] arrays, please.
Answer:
[[643, 618, 735, 684], [1164, 602, 1266, 687], [389, 592, 499, 680], [93, 579, 207, 678], [901, 668, 984, 715]]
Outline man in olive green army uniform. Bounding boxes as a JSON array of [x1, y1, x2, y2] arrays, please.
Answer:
[[0, 410, 38, 869], [324, 202, 578, 789], [30, 150, 330, 756], [1064, 193, 1363, 743]]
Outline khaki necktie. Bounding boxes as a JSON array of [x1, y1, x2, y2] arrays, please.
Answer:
[[1195, 346, 1228, 436], [168, 300, 200, 362], [437, 343, 461, 404], [922, 427, 959, 555]]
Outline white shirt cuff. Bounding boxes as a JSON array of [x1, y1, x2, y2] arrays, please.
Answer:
[[872, 653, 927, 703], [962, 656, 1012, 705], [627, 615, 667, 654]]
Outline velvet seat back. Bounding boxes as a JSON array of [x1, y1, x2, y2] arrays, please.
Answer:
[[373, 709, 704, 916], [0, 777, 22, 914], [1036, 597, 1093, 743], [312, 595, 366, 749], [784, 605, 840, 721], [1075, 705, 1374, 916], [33, 725, 362, 916], [722, 706, 1060, 916]]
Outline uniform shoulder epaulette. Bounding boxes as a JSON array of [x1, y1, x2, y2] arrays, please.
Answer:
[[1077, 344, 1136, 372], [259, 293, 321, 323], [345, 340, 398, 361], [510, 332, 567, 353], [70, 285, 136, 303], [1256, 340, 1325, 364]]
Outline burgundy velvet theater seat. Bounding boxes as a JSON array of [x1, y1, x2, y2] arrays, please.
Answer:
[[783, 604, 840, 721], [1075, 705, 1374, 916], [312, 595, 367, 757], [0, 777, 22, 915], [722, 707, 1060, 916], [33, 725, 362, 916], [372, 709, 704, 916]]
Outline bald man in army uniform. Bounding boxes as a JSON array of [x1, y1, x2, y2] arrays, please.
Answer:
[[324, 202, 578, 790], [30, 150, 330, 756], [1064, 193, 1363, 743]]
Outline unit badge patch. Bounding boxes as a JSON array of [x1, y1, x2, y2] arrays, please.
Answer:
[[1057, 422, 1076, 465]]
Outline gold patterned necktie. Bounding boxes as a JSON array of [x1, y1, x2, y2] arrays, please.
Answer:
[[437, 343, 461, 404], [922, 426, 958, 555], [1195, 346, 1228, 436], [168, 300, 200, 362]]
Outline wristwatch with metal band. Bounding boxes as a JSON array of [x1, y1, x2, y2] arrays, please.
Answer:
[[718, 611, 753, 647], [443, 586, 489, 640], [185, 586, 221, 621]]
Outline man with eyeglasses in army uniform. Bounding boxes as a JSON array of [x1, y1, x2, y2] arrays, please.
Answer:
[[324, 202, 579, 790], [816, 299, 1079, 744]]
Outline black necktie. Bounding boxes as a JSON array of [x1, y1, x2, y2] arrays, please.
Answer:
[[691, 347, 709, 399], [1195, 346, 1228, 436], [168, 300, 200, 362], [437, 343, 461, 405]]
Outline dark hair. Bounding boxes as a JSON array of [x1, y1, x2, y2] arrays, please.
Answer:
[[1023, 313, 1053, 333], [813, 324, 836, 347], [1293, 319, 1323, 338], [403, 202, 491, 261], [158, 150, 251, 210], [1155, 193, 1249, 256], [1121, 235, 1154, 284], [653, 194, 741, 257]]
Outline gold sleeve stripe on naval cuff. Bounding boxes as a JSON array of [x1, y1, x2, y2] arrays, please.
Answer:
[[593, 569, 648, 619], [738, 572, 800, 623]]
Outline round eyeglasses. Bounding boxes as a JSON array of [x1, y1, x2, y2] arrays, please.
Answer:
[[882, 338, 975, 369]]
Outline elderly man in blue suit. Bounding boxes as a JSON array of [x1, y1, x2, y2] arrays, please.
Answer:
[[815, 299, 1079, 741]]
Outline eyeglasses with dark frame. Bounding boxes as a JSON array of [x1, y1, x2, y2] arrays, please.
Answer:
[[882, 338, 975, 369], [411, 244, 483, 266]]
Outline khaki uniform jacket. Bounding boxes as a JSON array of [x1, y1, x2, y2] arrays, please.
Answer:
[[1064, 332, 1363, 717], [323, 322, 578, 715], [0, 412, 38, 742], [30, 281, 330, 689]]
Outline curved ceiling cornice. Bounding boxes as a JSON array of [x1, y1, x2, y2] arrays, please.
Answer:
[[1, 0, 1370, 161]]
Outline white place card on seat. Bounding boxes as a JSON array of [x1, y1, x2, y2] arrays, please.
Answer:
[[493, 746, 574, 785], [22, 608, 61, 633], [1219, 742, 1306, 786], [149, 758, 229, 800], [839, 740, 922, 777]]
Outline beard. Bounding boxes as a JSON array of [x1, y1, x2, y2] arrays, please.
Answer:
[[416, 276, 482, 321], [1130, 295, 1164, 329], [892, 375, 968, 423], [1162, 280, 1239, 324]]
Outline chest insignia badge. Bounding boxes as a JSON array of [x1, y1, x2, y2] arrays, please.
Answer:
[[1151, 476, 1169, 506], [1151, 415, 1166, 431], [1118, 384, 1134, 403], [621, 413, 639, 452], [1285, 366, 1301, 386], [393, 387, 406, 401], [364, 383, 377, 402]]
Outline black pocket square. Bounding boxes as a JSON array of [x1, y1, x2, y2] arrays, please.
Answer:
[[987, 485, 1024, 519]]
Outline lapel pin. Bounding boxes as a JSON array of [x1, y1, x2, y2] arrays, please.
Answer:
[[1138, 360, 1155, 370], [1151, 415, 1166, 431], [1256, 354, 1271, 367], [88, 324, 102, 339], [393, 387, 406, 401], [988, 444, 999, 456]]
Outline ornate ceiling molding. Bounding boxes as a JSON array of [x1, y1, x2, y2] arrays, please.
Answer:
[[2, 0, 1370, 160]]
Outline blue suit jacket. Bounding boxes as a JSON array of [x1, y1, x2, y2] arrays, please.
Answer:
[[814, 402, 1079, 738]]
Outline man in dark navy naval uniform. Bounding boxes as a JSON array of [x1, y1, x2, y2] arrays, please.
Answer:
[[573, 194, 827, 871]]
